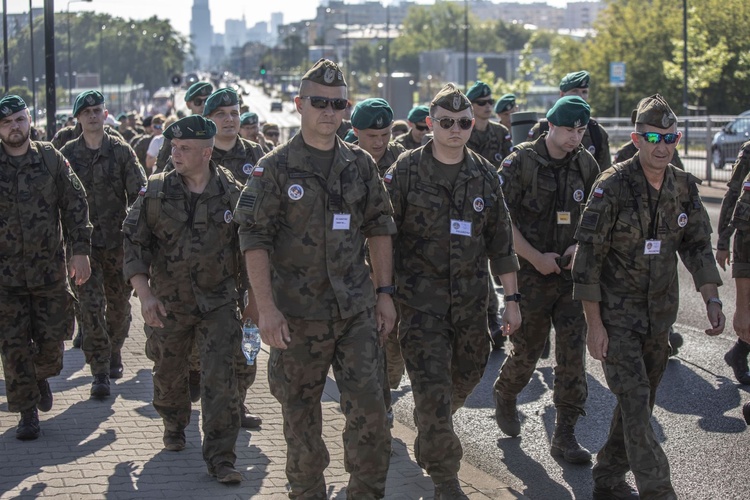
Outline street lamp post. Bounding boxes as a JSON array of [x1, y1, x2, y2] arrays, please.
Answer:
[[67, 0, 92, 104], [463, 0, 469, 91], [29, 0, 36, 125]]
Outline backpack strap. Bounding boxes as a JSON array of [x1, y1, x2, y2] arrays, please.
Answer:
[[145, 174, 165, 229]]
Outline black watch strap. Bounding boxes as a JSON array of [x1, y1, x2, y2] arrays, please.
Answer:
[[504, 293, 522, 303], [376, 285, 396, 296]]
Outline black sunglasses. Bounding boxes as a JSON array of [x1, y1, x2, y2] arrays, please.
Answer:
[[300, 96, 349, 111], [638, 132, 679, 144], [431, 116, 473, 131], [414, 123, 429, 132], [192, 98, 207, 106], [474, 98, 495, 106]]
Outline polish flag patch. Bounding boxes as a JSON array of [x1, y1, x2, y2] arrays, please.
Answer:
[[743, 181, 750, 192], [252, 166, 264, 177], [593, 187, 604, 198], [138, 186, 147, 196], [383, 173, 393, 184]]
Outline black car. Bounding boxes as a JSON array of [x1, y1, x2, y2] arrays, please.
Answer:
[[711, 110, 750, 168], [270, 101, 283, 112]]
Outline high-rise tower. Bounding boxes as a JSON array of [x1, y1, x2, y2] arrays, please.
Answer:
[[190, 0, 213, 69]]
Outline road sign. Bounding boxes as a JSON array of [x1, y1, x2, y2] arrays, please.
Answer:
[[610, 62, 626, 87]]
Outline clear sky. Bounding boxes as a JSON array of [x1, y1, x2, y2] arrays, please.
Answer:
[[12, 0, 568, 36]]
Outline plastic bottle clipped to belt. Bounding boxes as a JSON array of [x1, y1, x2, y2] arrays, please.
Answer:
[[242, 320, 261, 365]]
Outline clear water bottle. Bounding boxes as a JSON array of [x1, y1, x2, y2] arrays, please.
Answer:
[[242, 320, 261, 366]]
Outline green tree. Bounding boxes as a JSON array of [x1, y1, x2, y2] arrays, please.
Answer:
[[350, 41, 376, 75]]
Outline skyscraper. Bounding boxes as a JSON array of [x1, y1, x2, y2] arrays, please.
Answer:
[[190, 0, 213, 69]]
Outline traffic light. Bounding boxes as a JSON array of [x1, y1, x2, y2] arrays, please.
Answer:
[[260, 65, 267, 76]]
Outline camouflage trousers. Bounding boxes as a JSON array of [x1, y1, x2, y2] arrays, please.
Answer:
[[399, 304, 491, 483], [0, 281, 74, 412], [593, 324, 676, 499], [77, 246, 132, 375], [494, 269, 587, 424], [382, 309, 403, 412], [268, 308, 391, 499], [144, 302, 241, 468]]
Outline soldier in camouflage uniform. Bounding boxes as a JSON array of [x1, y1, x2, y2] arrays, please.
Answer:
[[122, 115, 243, 484], [239, 111, 272, 153], [716, 141, 750, 384], [573, 94, 725, 500], [493, 96, 599, 465], [0, 95, 92, 440], [727, 169, 750, 384], [384, 83, 521, 500], [528, 71, 611, 170], [154, 82, 213, 173], [60, 91, 147, 398], [51, 120, 124, 151], [494, 93, 519, 132], [394, 105, 430, 151], [235, 59, 394, 499], [614, 109, 684, 169], [350, 98, 407, 425]]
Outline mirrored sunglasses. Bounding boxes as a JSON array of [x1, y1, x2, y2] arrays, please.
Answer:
[[639, 132, 679, 144]]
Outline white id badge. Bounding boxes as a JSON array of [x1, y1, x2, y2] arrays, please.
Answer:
[[557, 211, 572, 225], [450, 219, 472, 236], [643, 240, 662, 255], [332, 213, 351, 230]]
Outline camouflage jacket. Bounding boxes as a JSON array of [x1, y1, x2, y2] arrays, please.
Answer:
[[52, 123, 123, 151], [235, 133, 396, 320], [0, 141, 92, 287], [467, 121, 513, 168], [60, 132, 147, 250], [572, 154, 721, 334], [352, 140, 406, 178], [717, 141, 750, 251], [500, 136, 600, 269], [394, 131, 422, 151], [529, 118, 611, 170], [730, 169, 750, 277], [122, 163, 243, 315], [384, 141, 519, 323], [614, 139, 684, 170], [210, 136, 266, 184], [132, 135, 154, 169]]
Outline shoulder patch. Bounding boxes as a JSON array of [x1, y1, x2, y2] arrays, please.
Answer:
[[237, 190, 258, 212], [580, 210, 600, 230]]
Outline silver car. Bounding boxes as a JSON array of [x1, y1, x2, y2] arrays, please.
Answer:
[[711, 110, 750, 168]]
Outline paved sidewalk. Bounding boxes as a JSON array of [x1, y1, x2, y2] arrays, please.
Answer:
[[0, 299, 523, 499]]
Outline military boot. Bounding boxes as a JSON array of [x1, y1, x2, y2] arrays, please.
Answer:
[[109, 350, 124, 379], [433, 478, 469, 500], [16, 407, 40, 441], [240, 404, 263, 429], [189, 370, 201, 402], [90, 373, 110, 399], [494, 393, 521, 437], [592, 481, 640, 499], [163, 428, 186, 451], [37, 379, 53, 412], [724, 340, 750, 385], [550, 423, 592, 464], [668, 328, 684, 357], [209, 462, 242, 484]]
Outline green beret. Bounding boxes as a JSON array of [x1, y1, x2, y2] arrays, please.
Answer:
[[164, 115, 216, 140], [466, 81, 492, 102], [0, 95, 28, 118], [635, 93, 677, 129], [494, 93, 516, 113], [351, 98, 394, 130], [430, 83, 471, 113], [240, 112, 258, 126], [546, 95, 591, 128], [73, 90, 105, 117], [116, 112, 127, 121], [344, 129, 357, 143], [301, 58, 346, 87], [203, 88, 239, 116], [559, 71, 590, 92], [185, 82, 213, 102], [407, 105, 429, 124]]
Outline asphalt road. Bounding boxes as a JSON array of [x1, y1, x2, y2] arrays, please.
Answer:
[[391, 200, 749, 500]]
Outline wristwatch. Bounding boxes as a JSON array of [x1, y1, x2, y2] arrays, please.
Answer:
[[376, 285, 396, 296], [706, 297, 723, 308], [504, 293, 522, 303]]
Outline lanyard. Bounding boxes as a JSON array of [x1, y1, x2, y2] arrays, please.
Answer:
[[646, 183, 662, 239]]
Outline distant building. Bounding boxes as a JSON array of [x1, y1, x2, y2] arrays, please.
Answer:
[[190, 0, 213, 69], [225, 17, 247, 49]]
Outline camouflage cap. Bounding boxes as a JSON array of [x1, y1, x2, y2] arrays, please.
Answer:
[[494, 93, 517, 113], [431, 83, 472, 113], [0, 94, 28, 118], [351, 98, 394, 130], [262, 122, 279, 134], [546, 95, 591, 128], [635, 93, 677, 129], [466, 81, 492, 102], [240, 112, 259, 126], [559, 70, 590, 92], [630, 108, 638, 125], [185, 82, 213, 102], [407, 105, 429, 124], [73, 90, 105, 117], [163, 115, 216, 140], [344, 128, 357, 143], [203, 88, 239, 116], [301, 58, 346, 87], [392, 119, 409, 135]]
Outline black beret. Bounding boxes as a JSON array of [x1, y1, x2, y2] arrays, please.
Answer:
[[0, 95, 28, 118]]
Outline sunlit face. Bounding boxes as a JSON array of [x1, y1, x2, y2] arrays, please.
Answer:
[[562, 88, 590, 101], [0, 109, 31, 150], [355, 126, 392, 162], [208, 105, 240, 140], [632, 125, 681, 171], [472, 98, 494, 120], [427, 109, 474, 150], [410, 121, 429, 143], [295, 81, 347, 140], [78, 105, 107, 134], [547, 123, 587, 158], [170, 138, 212, 176], [496, 108, 516, 129], [239, 123, 258, 141]]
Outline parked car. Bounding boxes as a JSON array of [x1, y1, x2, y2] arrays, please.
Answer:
[[711, 110, 750, 168], [270, 101, 283, 112]]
